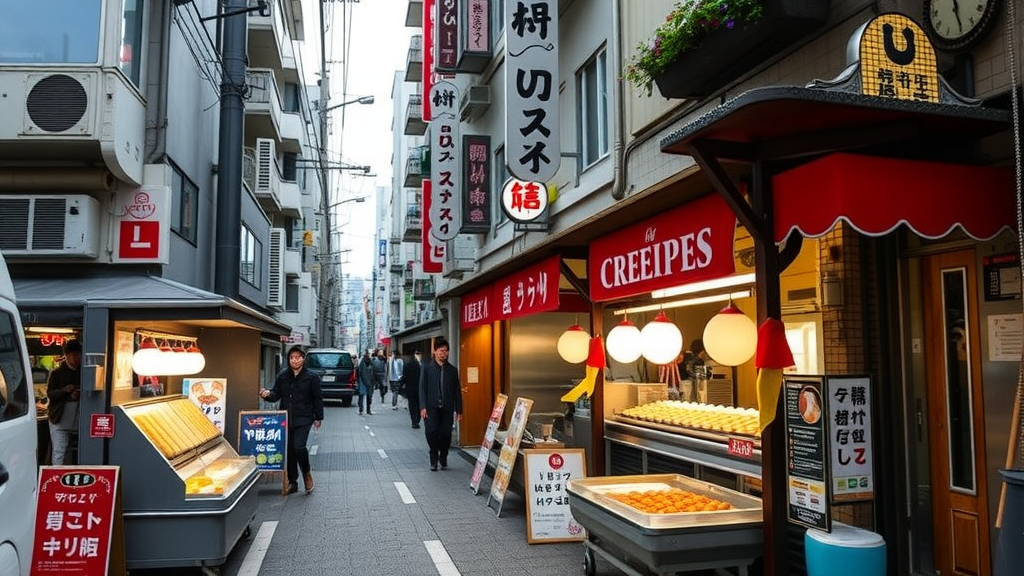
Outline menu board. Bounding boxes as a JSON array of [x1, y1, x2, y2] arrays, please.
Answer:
[[827, 376, 874, 502], [523, 448, 587, 544], [470, 393, 508, 494], [237, 411, 287, 472], [784, 376, 831, 530], [488, 397, 533, 516], [185, 378, 228, 432]]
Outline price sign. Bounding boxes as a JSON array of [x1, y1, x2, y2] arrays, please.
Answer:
[[237, 411, 287, 471], [470, 394, 508, 494], [523, 449, 587, 544], [728, 437, 755, 459], [488, 397, 533, 516]]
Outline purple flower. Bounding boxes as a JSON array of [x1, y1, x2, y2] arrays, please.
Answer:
[[726, 19, 735, 29]]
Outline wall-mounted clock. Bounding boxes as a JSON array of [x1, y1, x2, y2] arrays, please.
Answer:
[[924, 0, 1004, 51]]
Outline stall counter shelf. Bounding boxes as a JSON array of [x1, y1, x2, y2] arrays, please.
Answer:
[[108, 396, 259, 570]]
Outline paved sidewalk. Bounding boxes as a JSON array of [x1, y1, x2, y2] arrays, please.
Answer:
[[208, 395, 621, 576]]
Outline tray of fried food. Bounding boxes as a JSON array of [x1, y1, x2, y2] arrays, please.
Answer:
[[618, 400, 760, 437]]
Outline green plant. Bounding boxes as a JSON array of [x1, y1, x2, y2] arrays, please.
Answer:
[[625, 0, 765, 96]]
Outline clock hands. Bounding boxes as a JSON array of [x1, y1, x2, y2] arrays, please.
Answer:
[[951, 0, 964, 32]]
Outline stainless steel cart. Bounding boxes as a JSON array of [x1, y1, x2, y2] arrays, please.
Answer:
[[567, 474, 763, 576]]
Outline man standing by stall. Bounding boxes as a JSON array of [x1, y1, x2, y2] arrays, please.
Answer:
[[46, 339, 81, 465], [260, 346, 323, 494], [419, 339, 462, 471]]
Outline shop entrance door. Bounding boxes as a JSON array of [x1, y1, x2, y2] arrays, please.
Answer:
[[922, 249, 991, 576]]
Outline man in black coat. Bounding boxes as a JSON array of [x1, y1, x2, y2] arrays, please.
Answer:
[[260, 346, 323, 494], [403, 351, 422, 429], [418, 339, 462, 471]]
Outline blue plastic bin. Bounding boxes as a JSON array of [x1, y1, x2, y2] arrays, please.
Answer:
[[805, 522, 886, 576]]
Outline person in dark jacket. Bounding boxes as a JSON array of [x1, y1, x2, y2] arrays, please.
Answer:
[[371, 350, 387, 403], [356, 352, 375, 415], [403, 351, 422, 428], [260, 346, 323, 494], [418, 339, 462, 471], [47, 339, 82, 465]]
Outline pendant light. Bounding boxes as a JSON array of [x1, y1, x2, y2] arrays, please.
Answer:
[[556, 322, 591, 364], [606, 314, 642, 364], [131, 337, 161, 376], [702, 301, 757, 366], [640, 310, 683, 365]]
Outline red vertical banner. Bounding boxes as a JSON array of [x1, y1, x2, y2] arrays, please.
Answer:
[[422, 180, 444, 273], [422, 0, 434, 121]]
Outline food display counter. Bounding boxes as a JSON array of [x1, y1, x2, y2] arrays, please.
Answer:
[[108, 396, 258, 570], [567, 474, 763, 576]]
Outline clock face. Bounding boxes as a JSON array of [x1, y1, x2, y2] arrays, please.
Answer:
[[924, 0, 1003, 51]]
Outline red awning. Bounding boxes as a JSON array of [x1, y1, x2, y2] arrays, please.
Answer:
[[772, 153, 1016, 243]]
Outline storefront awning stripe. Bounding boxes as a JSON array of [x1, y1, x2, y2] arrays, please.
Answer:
[[772, 153, 1016, 243]]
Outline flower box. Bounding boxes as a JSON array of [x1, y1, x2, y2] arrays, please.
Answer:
[[652, 0, 830, 100]]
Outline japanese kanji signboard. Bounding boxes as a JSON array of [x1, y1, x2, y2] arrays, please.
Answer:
[[784, 376, 831, 531], [422, 181, 445, 273], [505, 0, 560, 182], [827, 376, 874, 502], [435, 0, 458, 72], [237, 411, 287, 472], [500, 178, 548, 224], [488, 396, 533, 516], [470, 393, 509, 494], [462, 134, 491, 233], [523, 448, 587, 544], [492, 254, 560, 321], [31, 466, 125, 576], [429, 80, 461, 241], [112, 186, 170, 264], [858, 13, 938, 103]]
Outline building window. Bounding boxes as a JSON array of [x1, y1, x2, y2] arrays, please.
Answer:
[[493, 145, 508, 227], [119, 0, 146, 87], [577, 48, 609, 167], [285, 281, 299, 313], [170, 164, 198, 244], [0, 0, 101, 64], [282, 152, 298, 181], [240, 226, 262, 288], [492, 0, 505, 37]]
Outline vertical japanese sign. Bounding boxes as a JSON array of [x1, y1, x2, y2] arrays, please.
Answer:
[[505, 0, 559, 182], [460, 284, 494, 329], [470, 393, 509, 494], [184, 378, 228, 433], [237, 411, 287, 471], [422, 0, 435, 120], [461, 0, 491, 59], [858, 13, 938, 102], [435, 0, 458, 72], [488, 396, 534, 515], [493, 254, 560, 320], [32, 466, 124, 576], [378, 239, 387, 270], [828, 376, 874, 502], [462, 134, 491, 233], [429, 80, 461, 241], [784, 376, 831, 531], [421, 180, 445, 273], [113, 185, 170, 264], [523, 449, 587, 543]]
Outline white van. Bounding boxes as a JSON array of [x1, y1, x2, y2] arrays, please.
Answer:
[[0, 251, 35, 576]]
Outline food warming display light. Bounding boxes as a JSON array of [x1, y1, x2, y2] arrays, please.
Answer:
[[131, 332, 206, 376], [640, 311, 683, 365]]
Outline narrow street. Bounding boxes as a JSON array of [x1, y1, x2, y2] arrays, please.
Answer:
[[136, 397, 618, 576]]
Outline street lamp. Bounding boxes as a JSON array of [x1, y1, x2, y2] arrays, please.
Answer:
[[327, 196, 367, 210], [320, 95, 374, 114]]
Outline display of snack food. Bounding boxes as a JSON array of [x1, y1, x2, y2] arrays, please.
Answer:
[[127, 398, 222, 459], [619, 400, 760, 437], [607, 488, 732, 514], [184, 458, 253, 495]]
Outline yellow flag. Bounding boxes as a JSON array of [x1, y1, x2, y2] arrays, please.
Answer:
[[560, 364, 599, 403], [757, 368, 784, 432]]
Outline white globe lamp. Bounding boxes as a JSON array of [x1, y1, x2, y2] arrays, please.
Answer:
[[702, 304, 757, 366], [557, 324, 590, 364], [606, 317, 642, 364], [641, 311, 683, 365], [131, 338, 162, 376]]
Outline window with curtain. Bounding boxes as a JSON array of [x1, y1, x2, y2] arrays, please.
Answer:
[[577, 48, 609, 167]]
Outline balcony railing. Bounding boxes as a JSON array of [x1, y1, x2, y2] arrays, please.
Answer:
[[404, 93, 426, 136], [406, 35, 423, 82]]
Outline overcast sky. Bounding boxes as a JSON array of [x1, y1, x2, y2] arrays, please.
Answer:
[[300, 0, 415, 278]]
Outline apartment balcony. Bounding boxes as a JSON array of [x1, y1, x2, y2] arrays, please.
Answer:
[[247, 0, 301, 82], [403, 147, 427, 188], [243, 139, 301, 217], [278, 180, 301, 218], [390, 253, 405, 273], [402, 195, 423, 242], [404, 94, 426, 136], [284, 246, 302, 277], [403, 266, 414, 288], [406, 35, 423, 83], [405, 0, 423, 27], [244, 68, 302, 153]]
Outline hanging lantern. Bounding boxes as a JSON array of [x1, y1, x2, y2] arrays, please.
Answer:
[[703, 303, 757, 366], [606, 317, 642, 364], [182, 342, 206, 375], [557, 324, 591, 364], [131, 338, 162, 376], [156, 339, 176, 374], [641, 311, 683, 365]]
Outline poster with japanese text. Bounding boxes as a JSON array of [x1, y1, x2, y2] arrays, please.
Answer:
[[31, 466, 124, 576], [488, 397, 533, 515], [523, 449, 587, 544], [827, 376, 874, 502], [185, 378, 227, 433], [784, 376, 831, 531], [237, 411, 287, 472], [470, 394, 508, 494]]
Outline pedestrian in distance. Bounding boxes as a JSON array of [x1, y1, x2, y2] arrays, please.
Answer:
[[356, 351, 375, 415], [388, 349, 404, 410], [259, 346, 323, 495], [418, 339, 462, 471], [47, 339, 82, 465], [372, 350, 387, 403], [404, 351, 422, 428]]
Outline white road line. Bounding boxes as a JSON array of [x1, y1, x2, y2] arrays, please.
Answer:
[[378, 448, 388, 459], [424, 540, 461, 576], [394, 481, 416, 504], [309, 445, 318, 456], [237, 521, 277, 576], [369, 430, 376, 437]]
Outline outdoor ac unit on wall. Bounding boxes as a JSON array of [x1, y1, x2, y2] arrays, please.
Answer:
[[267, 228, 286, 309], [0, 194, 101, 258], [459, 85, 490, 122], [19, 72, 96, 136]]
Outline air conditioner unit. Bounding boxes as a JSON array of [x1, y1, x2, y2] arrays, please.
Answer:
[[19, 72, 96, 136], [459, 85, 491, 122], [0, 194, 101, 257], [267, 228, 286, 308], [442, 235, 476, 279]]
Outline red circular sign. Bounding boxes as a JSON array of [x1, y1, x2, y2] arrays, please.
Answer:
[[548, 453, 564, 469]]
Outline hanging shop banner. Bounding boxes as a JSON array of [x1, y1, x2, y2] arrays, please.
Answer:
[[858, 13, 938, 103], [488, 396, 534, 516], [237, 411, 287, 471], [523, 448, 587, 544], [501, 178, 548, 224], [461, 284, 495, 329], [588, 193, 737, 302], [422, 0, 434, 120], [504, 0, 560, 182], [185, 378, 228, 433], [32, 466, 125, 576], [435, 0, 458, 72], [471, 393, 509, 494], [784, 376, 832, 531], [429, 80, 461, 241], [421, 181, 445, 273], [462, 134, 492, 233], [494, 254, 560, 320], [112, 185, 171, 264], [827, 376, 874, 502], [459, 0, 492, 72]]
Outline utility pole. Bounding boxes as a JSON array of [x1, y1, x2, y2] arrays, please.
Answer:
[[317, 0, 334, 347]]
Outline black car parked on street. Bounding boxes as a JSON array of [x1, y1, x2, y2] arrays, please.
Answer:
[[304, 349, 356, 406]]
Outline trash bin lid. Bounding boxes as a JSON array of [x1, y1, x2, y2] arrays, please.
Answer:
[[806, 522, 885, 548]]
